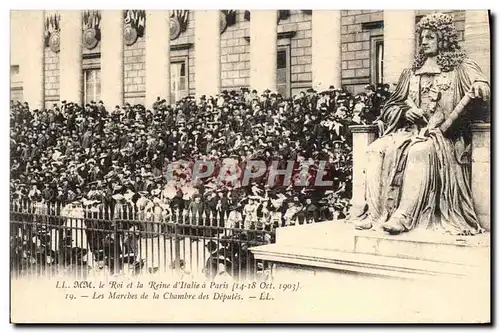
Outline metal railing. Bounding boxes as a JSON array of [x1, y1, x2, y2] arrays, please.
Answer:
[[10, 200, 275, 281]]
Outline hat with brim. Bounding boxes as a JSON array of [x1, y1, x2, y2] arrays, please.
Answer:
[[112, 194, 124, 201], [123, 191, 135, 201]]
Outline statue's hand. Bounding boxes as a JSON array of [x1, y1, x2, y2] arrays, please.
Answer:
[[471, 81, 490, 102], [404, 107, 425, 124]]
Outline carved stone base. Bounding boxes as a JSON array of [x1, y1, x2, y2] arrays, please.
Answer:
[[250, 222, 490, 322], [252, 221, 490, 279], [275, 221, 490, 266], [471, 122, 491, 231]]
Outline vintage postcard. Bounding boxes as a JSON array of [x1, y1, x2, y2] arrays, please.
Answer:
[[9, 9, 491, 323]]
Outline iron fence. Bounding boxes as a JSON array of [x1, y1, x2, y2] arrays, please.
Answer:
[[10, 200, 275, 281]]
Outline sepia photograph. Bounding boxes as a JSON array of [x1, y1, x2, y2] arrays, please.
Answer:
[[9, 8, 491, 323]]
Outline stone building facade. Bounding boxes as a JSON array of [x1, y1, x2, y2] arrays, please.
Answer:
[[10, 10, 490, 110]]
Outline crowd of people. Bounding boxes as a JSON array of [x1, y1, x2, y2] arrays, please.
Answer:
[[10, 84, 391, 230]]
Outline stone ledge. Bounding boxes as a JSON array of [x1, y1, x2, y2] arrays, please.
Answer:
[[361, 20, 384, 30], [170, 43, 193, 51], [349, 124, 378, 133], [251, 244, 486, 281], [243, 31, 297, 42], [470, 122, 491, 131], [273, 221, 490, 266], [124, 91, 145, 98]]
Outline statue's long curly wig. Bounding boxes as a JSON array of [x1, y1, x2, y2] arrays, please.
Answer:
[[412, 13, 466, 72]]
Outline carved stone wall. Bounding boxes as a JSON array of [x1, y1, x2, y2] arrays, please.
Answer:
[[170, 12, 196, 95], [471, 123, 491, 231], [44, 47, 60, 108], [283, 10, 312, 95], [340, 10, 383, 95], [341, 10, 466, 95], [10, 10, 485, 108], [124, 36, 146, 105], [219, 10, 312, 94], [220, 11, 250, 89]]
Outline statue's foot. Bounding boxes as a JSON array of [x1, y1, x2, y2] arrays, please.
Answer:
[[382, 217, 407, 235], [350, 204, 369, 220], [352, 212, 389, 231], [354, 217, 374, 230]]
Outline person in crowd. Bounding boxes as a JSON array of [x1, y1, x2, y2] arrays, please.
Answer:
[[10, 84, 391, 236]]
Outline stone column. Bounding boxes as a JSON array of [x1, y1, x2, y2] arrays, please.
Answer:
[[194, 10, 220, 99], [471, 123, 490, 231], [465, 11, 490, 82], [59, 10, 83, 105], [312, 10, 341, 91], [250, 10, 278, 94], [383, 10, 416, 87], [20, 10, 45, 110], [349, 125, 378, 218], [145, 10, 171, 108], [101, 10, 124, 109]]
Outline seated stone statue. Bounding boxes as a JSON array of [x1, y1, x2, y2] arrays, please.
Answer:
[[354, 13, 490, 235]]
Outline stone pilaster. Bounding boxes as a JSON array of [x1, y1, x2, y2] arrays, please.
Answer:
[[101, 10, 124, 108], [383, 10, 416, 87], [250, 10, 278, 93], [471, 123, 490, 231], [21, 10, 45, 110], [349, 125, 378, 217], [59, 10, 83, 105], [465, 11, 490, 82], [145, 10, 171, 108], [312, 10, 341, 91], [194, 10, 220, 99]]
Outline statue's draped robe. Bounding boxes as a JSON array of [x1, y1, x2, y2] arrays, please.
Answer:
[[365, 58, 488, 235]]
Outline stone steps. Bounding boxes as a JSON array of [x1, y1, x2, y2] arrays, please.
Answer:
[[251, 243, 487, 280], [275, 221, 489, 266], [251, 221, 490, 280]]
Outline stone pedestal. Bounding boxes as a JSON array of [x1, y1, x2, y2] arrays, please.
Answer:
[[250, 222, 490, 322], [471, 123, 490, 231], [259, 123, 491, 322], [311, 10, 341, 91], [194, 10, 221, 99], [349, 125, 378, 215], [269, 222, 489, 267], [59, 10, 83, 105], [383, 10, 416, 87], [101, 10, 124, 109], [145, 10, 171, 108], [250, 10, 278, 94]]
